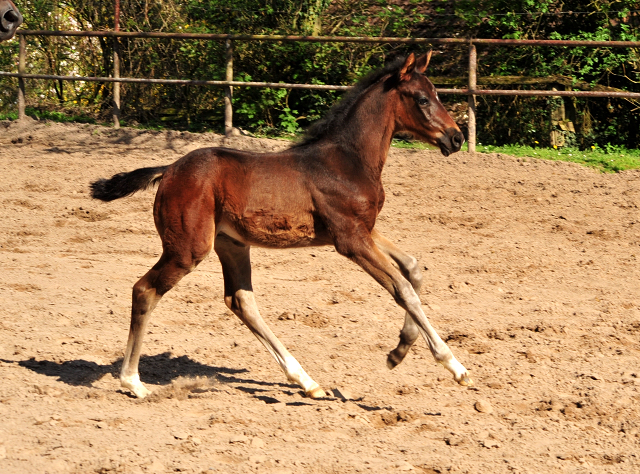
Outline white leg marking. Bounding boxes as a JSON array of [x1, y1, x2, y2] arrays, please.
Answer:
[[283, 356, 323, 396], [405, 290, 472, 385], [235, 290, 326, 398], [369, 230, 472, 386], [439, 356, 468, 382], [120, 373, 152, 399]]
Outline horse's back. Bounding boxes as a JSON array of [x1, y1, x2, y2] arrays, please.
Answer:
[[156, 146, 324, 248]]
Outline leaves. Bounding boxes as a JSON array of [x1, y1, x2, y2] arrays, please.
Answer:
[[453, 0, 639, 148], [0, 0, 637, 145]]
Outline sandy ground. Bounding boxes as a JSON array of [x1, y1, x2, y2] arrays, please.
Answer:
[[0, 119, 639, 474]]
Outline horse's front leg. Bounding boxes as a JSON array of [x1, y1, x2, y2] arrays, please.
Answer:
[[371, 230, 423, 369], [335, 231, 472, 386]]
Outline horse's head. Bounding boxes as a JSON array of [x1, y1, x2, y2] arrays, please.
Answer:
[[0, 0, 23, 42], [392, 52, 464, 156]]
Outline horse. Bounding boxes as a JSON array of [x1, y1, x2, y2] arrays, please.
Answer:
[[90, 52, 472, 399], [0, 1, 22, 41]]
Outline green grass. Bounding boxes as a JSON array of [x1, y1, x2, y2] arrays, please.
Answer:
[[390, 139, 640, 173], [391, 138, 434, 150], [0, 108, 96, 124], [476, 144, 640, 173]]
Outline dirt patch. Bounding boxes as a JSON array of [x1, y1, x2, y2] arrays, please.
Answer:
[[1, 119, 640, 473]]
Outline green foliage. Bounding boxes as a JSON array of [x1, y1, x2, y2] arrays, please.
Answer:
[[0, 106, 96, 123], [180, 0, 426, 133], [0, 0, 435, 133], [453, 0, 639, 149], [0, 0, 637, 148]]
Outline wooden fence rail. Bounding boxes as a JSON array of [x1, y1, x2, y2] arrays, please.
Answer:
[[2, 31, 639, 151]]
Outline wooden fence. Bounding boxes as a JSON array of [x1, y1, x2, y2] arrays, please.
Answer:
[[1, 31, 640, 151]]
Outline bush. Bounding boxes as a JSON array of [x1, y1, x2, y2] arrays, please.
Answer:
[[0, 0, 637, 148]]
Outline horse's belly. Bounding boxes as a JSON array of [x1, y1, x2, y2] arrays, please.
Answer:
[[219, 210, 317, 248]]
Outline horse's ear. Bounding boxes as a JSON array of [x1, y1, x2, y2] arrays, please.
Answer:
[[399, 53, 416, 82], [415, 50, 432, 74]]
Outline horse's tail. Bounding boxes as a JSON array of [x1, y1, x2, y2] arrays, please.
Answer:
[[90, 166, 169, 202]]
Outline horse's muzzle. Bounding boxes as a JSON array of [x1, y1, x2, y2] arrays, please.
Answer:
[[0, 5, 23, 39], [437, 128, 465, 156]]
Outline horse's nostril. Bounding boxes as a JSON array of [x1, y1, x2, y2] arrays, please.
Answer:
[[4, 10, 19, 22]]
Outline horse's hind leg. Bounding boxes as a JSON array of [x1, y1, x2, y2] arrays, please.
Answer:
[[214, 233, 326, 398], [371, 230, 422, 369], [120, 254, 197, 398]]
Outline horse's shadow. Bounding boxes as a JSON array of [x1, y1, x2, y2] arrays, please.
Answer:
[[4, 352, 299, 394], [6, 353, 387, 410]]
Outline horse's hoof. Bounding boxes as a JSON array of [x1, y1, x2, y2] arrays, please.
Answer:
[[121, 376, 152, 399], [386, 353, 400, 370], [132, 385, 152, 398], [305, 386, 326, 399], [387, 348, 407, 370], [457, 374, 473, 387]]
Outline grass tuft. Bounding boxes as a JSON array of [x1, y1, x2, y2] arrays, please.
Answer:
[[390, 139, 640, 173], [0, 107, 97, 124], [476, 144, 640, 173]]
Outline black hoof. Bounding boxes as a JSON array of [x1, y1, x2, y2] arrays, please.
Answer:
[[386, 351, 402, 369]]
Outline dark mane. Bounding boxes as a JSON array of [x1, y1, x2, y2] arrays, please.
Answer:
[[292, 57, 406, 148]]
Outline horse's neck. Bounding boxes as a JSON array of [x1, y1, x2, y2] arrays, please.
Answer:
[[345, 85, 397, 181]]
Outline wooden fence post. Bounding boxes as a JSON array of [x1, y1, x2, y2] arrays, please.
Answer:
[[224, 39, 234, 137], [18, 34, 25, 120], [467, 43, 477, 152], [550, 88, 564, 147], [113, 37, 121, 129], [113, 0, 121, 129]]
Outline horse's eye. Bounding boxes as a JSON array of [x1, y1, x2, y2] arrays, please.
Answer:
[[417, 97, 429, 106]]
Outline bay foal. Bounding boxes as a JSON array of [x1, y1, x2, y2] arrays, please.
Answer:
[[91, 52, 472, 399]]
